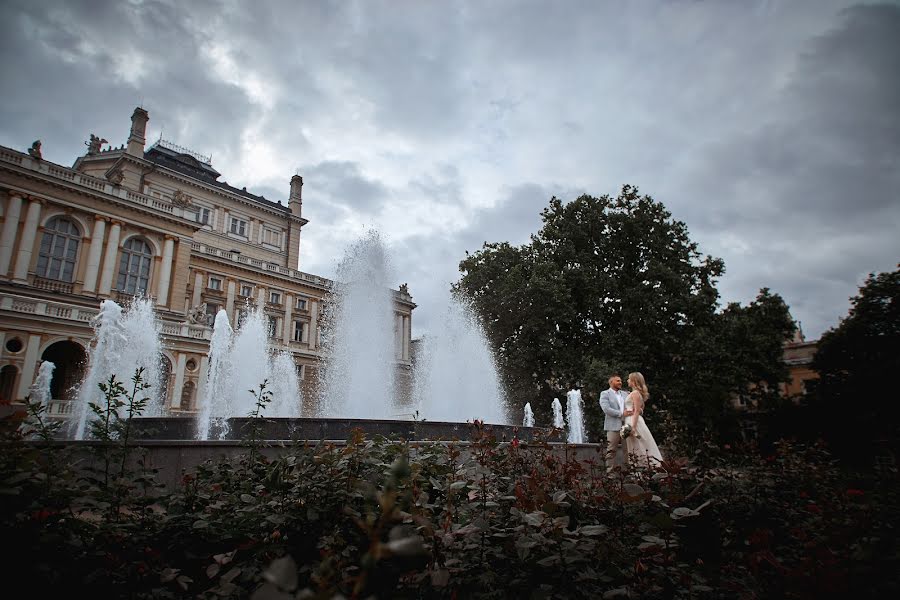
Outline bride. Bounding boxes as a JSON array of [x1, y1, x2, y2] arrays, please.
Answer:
[[624, 372, 664, 466]]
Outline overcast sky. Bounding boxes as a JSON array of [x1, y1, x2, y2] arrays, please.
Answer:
[[1, 0, 897, 341]]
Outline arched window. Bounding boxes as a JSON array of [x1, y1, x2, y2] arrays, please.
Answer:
[[116, 238, 153, 295], [0, 365, 18, 404], [36, 217, 80, 282]]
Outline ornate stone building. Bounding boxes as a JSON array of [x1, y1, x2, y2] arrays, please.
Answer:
[[0, 107, 415, 417]]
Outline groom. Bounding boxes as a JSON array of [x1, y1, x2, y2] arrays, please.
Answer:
[[599, 373, 633, 471]]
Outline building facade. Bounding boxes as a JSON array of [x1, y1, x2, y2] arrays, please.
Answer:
[[0, 107, 414, 417]]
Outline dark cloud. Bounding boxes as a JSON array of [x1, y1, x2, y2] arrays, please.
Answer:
[[1, 0, 896, 341]]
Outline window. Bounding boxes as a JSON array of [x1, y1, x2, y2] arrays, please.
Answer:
[[240, 283, 253, 297], [263, 228, 281, 246], [116, 238, 153, 295], [267, 316, 279, 338], [205, 303, 220, 326], [269, 291, 281, 305], [208, 276, 222, 291], [5, 338, 24, 353], [196, 207, 211, 225], [229, 217, 248, 237], [36, 217, 80, 282], [293, 320, 307, 343], [295, 297, 307, 310], [0, 365, 18, 404], [296, 364, 305, 380]]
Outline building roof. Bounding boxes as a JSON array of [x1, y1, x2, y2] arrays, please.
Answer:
[[144, 141, 288, 212]]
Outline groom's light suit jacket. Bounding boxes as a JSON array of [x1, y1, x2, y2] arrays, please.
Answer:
[[599, 388, 625, 432]]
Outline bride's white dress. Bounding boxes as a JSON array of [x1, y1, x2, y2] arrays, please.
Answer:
[[624, 394, 663, 466]]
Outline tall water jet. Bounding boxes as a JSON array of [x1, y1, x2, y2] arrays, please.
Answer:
[[269, 350, 302, 417], [198, 309, 234, 440], [319, 231, 396, 419], [412, 295, 508, 424], [30, 361, 55, 408], [552, 398, 565, 429], [522, 402, 534, 427], [72, 298, 163, 440], [197, 305, 303, 440], [565, 389, 585, 444]]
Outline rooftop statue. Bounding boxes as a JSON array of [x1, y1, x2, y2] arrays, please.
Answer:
[[27, 140, 42, 160], [85, 134, 108, 155]]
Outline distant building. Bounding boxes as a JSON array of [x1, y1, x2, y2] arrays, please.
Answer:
[[780, 325, 818, 398], [0, 107, 414, 417]]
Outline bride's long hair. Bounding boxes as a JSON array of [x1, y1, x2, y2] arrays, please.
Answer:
[[628, 372, 649, 401]]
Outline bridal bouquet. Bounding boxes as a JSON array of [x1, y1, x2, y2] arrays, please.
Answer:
[[620, 423, 633, 439]]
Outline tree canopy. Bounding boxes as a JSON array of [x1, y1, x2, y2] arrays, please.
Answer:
[[810, 266, 900, 460], [456, 186, 796, 440]]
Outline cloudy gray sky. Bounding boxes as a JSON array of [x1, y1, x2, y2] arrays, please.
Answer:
[[2, 0, 898, 340]]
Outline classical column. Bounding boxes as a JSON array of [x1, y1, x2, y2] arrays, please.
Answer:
[[17, 333, 43, 400], [0, 192, 23, 278], [282, 294, 293, 345], [221, 209, 229, 233], [81, 216, 107, 293], [171, 353, 187, 410], [155, 235, 175, 306], [192, 271, 203, 306], [12, 197, 43, 282], [308, 300, 318, 350], [195, 355, 209, 410], [97, 221, 122, 296], [225, 279, 236, 321], [402, 315, 411, 361]]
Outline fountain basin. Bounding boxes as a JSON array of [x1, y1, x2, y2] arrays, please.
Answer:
[[129, 416, 558, 442]]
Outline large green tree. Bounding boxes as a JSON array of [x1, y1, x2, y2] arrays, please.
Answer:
[[810, 266, 900, 460], [457, 186, 795, 440]]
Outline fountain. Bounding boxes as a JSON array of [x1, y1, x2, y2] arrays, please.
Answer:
[[522, 403, 534, 427], [318, 231, 397, 419], [63, 232, 548, 443], [71, 298, 163, 440], [552, 397, 565, 429], [30, 360, 55, 409], [565, 389, 585, 444], [197, 304, 303, 440], [412, 294, 508, 424]]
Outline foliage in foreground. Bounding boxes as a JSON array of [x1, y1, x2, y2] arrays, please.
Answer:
[[2, 413, 898, 599]]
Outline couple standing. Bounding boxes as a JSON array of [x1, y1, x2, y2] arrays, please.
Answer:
[[599, 372, 663, 470]]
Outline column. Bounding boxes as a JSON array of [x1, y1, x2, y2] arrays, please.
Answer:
[[248, 219, 255, 243], [17, 334, 43, 400], [171, 353, 187, 409], [81, 216, 107, 293], [155, 235, 175, 306], [257, 287, 267, 305], [225, 279, 236, 321], [97, 221, 122, 296], [12, 197, 42, 282], [403, 315, 411, 361], [0, 193, 23, 278], [308, 300, 318, 350], [282, 294, 293, 345], [192, 271, 203, 306], [221, 209, 229, 233], [195, 355, 209, 410]]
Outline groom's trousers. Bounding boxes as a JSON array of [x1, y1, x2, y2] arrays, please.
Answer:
[[606, 430, 626, 471]]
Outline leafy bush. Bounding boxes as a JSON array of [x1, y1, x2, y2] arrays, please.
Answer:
[[1, 379, 897, 599]]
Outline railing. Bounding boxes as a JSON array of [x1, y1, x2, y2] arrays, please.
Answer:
[[32, 277, 74, 295], [47, 399, 76, 417], [159, 322, 212, 340], [0, 292, 99, 323], [0, 145, 193, 220], [189, 241, 335, 289]]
